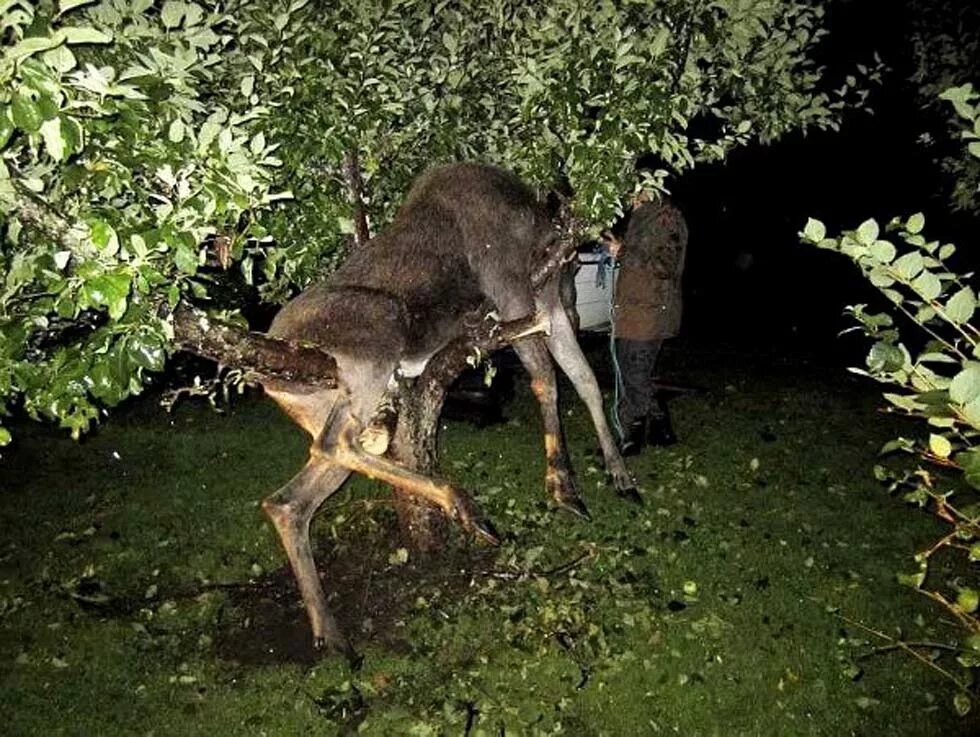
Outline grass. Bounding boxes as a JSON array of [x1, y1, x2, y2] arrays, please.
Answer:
[[1, 339, 977, 736]]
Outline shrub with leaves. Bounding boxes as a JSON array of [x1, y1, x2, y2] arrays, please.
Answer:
[[1, 0, 880, 448], [0, 0, 307, 443], [801, 86, 980, 713]]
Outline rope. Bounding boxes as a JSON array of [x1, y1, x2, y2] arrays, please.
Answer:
[[601, 254, 626, 442]]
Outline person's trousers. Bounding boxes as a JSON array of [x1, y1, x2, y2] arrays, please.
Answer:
[[615, 337, 665, 428]]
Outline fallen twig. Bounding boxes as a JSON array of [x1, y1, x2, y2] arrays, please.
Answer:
[[836, 612, 971, 692]]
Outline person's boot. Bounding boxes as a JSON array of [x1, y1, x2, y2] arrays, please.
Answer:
[[618, 419, 646, 456], [647, 400, 677, 447]]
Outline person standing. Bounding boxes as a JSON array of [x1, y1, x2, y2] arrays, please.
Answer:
[[605, 193, 688, 455]]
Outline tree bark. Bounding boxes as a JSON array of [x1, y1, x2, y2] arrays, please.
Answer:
[[389, 379, 451, 553]]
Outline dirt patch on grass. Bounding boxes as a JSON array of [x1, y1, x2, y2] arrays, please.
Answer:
[[214, 517, 496, 667]]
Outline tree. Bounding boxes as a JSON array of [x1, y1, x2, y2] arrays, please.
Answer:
[[1, 1, 876, 543], [801, 85, 980, 716]]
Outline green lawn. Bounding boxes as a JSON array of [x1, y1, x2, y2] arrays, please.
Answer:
[[1, 340, 976, 736]]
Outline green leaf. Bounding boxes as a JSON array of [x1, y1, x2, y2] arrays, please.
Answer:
[[6, 35, 63, 62], [867, 341, 905, 373], [0, 106, 13, 149], [911, 271, 941, 301], [41, 44, 77, 73], [84, 272, 130, 320], [39, 117, 67, 161], [57, 0, 98, 17], [89, 220, 119, 256], [896, 570, 925, 589], [905, 212, 925, 234], [891, 251, 923, 280], [60, 115, 82, 154], [953, 693, 972, 718], [868, 269, 894, 288], [953, 448, 980, 489], [944, 287, 975, 324], [961, 398, 980, 431], [174, 243, 199, 274], [87, 357, 125, 405], [939, 243, 956, 260], [966, 632, 980, 652], [969, 141, 980, 160], [128, 333, 166, 371], [61, 27, 113, 45], [802, 217, 825, 242], [950, 364, 980, 405], [928, 433, 952, 458], [130, 234, 148, 258], [168, 118, 185, 143], [11, 93, 42, 133], [241, 74, 255, 98], [868, 239, 894, 263], [37, 95, 59, 120], [956, 587, 979, 614], [0, 427, 10, 446], [161, 1, 185, 29], [856, 219, 880, 246]]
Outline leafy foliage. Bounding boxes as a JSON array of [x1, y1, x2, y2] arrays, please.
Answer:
[[908, 0, 980, 213], [272, 0, 882, 254], [0, 0, 305, 441], [801, 88, 980, 710], [0, 0, 879, 445]]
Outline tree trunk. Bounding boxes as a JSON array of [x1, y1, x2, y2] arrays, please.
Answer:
[[389, 379, 450, 553], [384, 311, 550, 551]]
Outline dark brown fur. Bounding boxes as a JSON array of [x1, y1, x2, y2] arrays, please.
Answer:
[[261, 163, 634, 656]]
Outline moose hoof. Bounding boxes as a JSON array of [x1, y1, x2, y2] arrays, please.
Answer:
[[472, 516, 502, 546], [313, 632, 360, 666], [451, 492, 500, 545], [555, 493, 591, 521], [616, 486, 643, 505]]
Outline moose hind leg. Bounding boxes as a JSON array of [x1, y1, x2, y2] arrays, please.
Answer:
[[544, 298, 639, 501], [261, 458, 354, 658]]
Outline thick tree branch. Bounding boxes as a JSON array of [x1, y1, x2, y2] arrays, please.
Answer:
[[171, 305, 338, 388]]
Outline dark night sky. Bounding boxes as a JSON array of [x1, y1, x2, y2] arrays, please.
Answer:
[[676, 0, 977, 364]]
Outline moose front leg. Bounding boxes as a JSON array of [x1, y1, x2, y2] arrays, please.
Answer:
[[512, 336, 591, 519], [261, 457, 356, 660], [543, 295, 639, 501]]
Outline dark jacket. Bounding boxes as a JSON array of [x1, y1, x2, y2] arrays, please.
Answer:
[[613, 198, 688, 341]]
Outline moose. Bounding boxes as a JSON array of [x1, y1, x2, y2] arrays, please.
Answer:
[[215, 162, 637, 657]]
